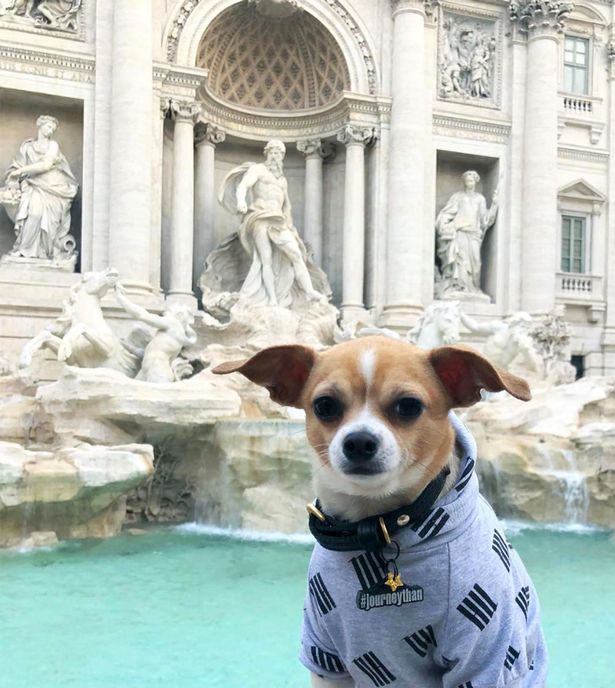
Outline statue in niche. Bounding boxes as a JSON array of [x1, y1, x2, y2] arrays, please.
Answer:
[[204, 139, 329, 309], [0, 115, 78, 268], [19, 268, 147, 374], [0, 0, 80, 31], [435, 170, 498, 299], [439, 15, 496, 101], [114, 286, 198, 383]]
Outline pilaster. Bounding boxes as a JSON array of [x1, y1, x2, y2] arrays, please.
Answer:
[[510, 0, 572, 313], [337, 125, 372, 322], [167, 99, 201, 308], [297, 138, 333, 266], [194, 123, 226, 291]]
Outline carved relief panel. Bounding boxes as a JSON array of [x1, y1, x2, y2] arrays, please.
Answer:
[[437, 5, 503, 109], [0, 0, 84, 39]]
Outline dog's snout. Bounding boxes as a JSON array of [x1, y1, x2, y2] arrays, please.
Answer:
[[342, 431, 379, 463]]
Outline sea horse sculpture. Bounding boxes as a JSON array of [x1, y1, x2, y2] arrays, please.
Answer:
[[19, 268, 148, 376]]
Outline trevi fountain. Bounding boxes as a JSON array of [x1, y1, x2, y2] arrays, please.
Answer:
[[0, 130, 613, 546], [0, 1, 614, 686]]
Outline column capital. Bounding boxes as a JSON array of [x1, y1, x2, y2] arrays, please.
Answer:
[[509, 1, 573, 37], [390, 0, 438, 18], [166, 98, 201, 123], [337, 125, 374, 147], [296, 138, 335, 160], [297, 138, 323, 157], [195, 123, 226, 147]]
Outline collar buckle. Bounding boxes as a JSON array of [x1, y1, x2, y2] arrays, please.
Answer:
[[306, 502, 326, 522]]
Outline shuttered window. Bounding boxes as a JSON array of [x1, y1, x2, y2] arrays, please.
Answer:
[[561, 215, 587, 273], [564, 36, 589, 95]]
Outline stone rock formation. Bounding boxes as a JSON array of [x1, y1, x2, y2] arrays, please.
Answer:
[[462, 376, 615, 529], [0, 441, 153, 547]]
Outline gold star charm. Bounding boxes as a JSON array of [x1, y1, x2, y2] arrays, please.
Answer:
[[384, 572, 404, 592]]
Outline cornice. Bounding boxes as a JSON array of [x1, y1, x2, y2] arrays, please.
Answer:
[[197, 87, 387, 141], [433, 113, 511, 142], [0, 44, 95, 83], [558, 146, 609, 163]]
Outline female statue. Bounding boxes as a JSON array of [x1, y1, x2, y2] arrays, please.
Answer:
[[2, 115, 78, 263]]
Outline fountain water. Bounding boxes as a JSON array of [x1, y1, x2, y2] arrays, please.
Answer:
[[476, 443, 592, 529], [550, 450, 589, 526]]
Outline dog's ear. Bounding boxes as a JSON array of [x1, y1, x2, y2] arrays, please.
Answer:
[[429, 344, 531, 407], [211, 345, 316, 408]]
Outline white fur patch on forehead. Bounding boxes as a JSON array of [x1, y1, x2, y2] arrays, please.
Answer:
[[360, 349, 376, 389]]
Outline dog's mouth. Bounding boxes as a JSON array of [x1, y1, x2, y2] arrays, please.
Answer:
[[343, 464, 386, 477]]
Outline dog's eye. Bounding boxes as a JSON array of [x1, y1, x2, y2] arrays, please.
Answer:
[[393, 397, 423, 421], [312, 395, 343, 421]]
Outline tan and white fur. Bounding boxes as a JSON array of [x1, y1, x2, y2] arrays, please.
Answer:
[[213, 336, 531, 688]]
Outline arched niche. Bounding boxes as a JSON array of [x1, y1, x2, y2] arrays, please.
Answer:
[[164, 0, 379, 97]]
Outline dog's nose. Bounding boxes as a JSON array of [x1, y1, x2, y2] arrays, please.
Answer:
[[343, 431, 379, 462]]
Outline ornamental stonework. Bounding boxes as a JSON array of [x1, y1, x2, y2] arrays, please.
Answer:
[[509, 1, 573, 35], [195, 4, 350, 111], [0, 0, 84, 39], [391, 0, 439, 17], [438, 7, 502, 109]]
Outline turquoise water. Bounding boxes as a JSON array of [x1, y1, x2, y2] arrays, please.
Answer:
[[0, 525, 613, 688]]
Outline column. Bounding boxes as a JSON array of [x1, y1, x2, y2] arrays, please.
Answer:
[[297, 138, 327, 266], [90, 0, 113, 272], [194, 124, 225, 290], [108, 0, 153, 290], [381, 0, 435, 328], [168, 100, 200, 308], [511, 1, 571, 312], [338, 125, 371, 322], [603, 41, 615, 373]]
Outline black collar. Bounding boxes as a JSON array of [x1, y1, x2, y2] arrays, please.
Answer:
[[307, 468, 450, 553]]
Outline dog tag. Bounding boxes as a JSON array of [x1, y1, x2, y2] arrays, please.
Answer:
[[384, 571, 404, 592], [383, 545, 405, 592]]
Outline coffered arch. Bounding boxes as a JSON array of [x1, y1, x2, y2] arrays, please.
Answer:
[[164, 0, 379, 96]]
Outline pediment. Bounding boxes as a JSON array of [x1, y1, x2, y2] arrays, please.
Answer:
[[570, 3, 607, 26], [558, 179, 606, 203]]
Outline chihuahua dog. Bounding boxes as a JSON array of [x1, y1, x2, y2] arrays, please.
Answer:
[[214, 336, 547, 688]]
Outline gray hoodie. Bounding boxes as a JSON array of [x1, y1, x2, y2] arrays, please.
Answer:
[[300, 414, 547, 687]]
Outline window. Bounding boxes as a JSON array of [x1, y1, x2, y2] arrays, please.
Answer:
[[561, 215, 587, 273], [564, 36, 589, 94], [570, 355, 585, 380]]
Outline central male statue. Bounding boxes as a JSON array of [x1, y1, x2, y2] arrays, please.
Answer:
[[219, 139, 323, 307]]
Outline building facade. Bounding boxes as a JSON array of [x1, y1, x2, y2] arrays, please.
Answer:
[[0, 0, 614, 376]]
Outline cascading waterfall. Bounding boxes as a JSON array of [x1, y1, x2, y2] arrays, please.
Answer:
[[551, 450, 589, 525], [478, 445, 591, 528]]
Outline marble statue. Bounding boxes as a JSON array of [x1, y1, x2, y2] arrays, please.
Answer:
[[0, 0, 80, 30], [529, 306, 576, 385], [214, 139, 326, 308], [440, 14, 496, 101], [334, 320, 401, 343], [0, 115, 78, 267], [407, 300, 462, 349], [435, 170, 498, 298], [114, 286, 198, 383], [459, 310, 543, 377], [19, 268, 148, 376], [198, 141, 338, 353]]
